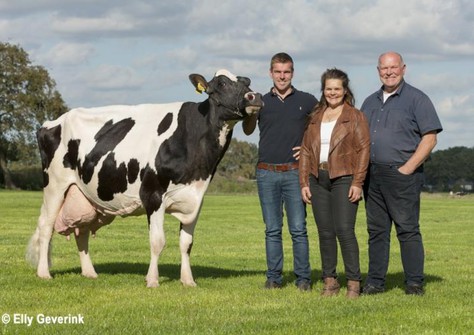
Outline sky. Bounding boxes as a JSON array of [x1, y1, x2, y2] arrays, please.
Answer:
[[1, 0, 473, 151]]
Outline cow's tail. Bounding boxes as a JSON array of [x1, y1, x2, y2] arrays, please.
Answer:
[[26, 227, 52, 268]]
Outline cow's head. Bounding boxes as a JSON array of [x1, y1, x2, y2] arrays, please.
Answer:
[[189, 69, 263, 120]]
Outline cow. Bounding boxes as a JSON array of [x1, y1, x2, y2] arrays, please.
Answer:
[[26, 69, 263, 287]]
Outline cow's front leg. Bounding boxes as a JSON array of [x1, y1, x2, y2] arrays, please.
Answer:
[[146, 207, 166, 288], [74, 227, 98, 278], [180, 219, 197, 287]]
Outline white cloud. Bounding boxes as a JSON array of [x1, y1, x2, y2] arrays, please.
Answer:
[[0, 0, 473, 149], [42, 42, 95, 65], [79, 64, 144, 91]]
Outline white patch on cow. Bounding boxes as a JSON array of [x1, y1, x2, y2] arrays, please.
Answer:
[[215, 69, 237, 82], [218, 122, 237, 147], [163, 177, 212, 225]]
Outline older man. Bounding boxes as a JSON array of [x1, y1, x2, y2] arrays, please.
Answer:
[[360, 51, 443, 296]]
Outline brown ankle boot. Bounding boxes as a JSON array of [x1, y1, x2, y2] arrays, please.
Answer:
[[346, 280, 360, 299], [321, 277, 340, 297]]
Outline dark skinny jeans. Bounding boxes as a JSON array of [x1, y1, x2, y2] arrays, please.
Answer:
[[309, 172, 362, 281]]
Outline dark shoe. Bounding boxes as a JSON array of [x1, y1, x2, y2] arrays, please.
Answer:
[[405, 284, 424, 296], [321, 277, 340, 297], [264, 280, 282, 289], [361, 284, 385, 295], [297, 281, 312, 292]]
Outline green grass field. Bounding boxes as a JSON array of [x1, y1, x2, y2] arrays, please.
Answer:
[[0, 190, 473, 334]]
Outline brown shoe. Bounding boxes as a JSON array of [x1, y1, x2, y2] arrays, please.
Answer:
[[321, 277, 340, 297], [346, 280, 360, 299]]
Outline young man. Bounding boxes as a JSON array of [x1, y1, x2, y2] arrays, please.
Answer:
[[360, 51, 443, 296], [243, 52, 317, 291]]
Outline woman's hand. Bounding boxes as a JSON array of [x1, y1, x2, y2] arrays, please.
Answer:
[[348, 185, 362, 203], [292, 146, 301, 160], [301, 186, 312, 204]]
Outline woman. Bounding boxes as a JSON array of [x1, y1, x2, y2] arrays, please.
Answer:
[[299, 68, 370, 298]]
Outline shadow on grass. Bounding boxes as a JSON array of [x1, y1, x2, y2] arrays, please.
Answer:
[[382, 271, 443, 291], [280, 269, 323, 287], [280, 270, 443, 290], [52, 265, 443, 290], [53, 262, 263, 282], [316, 271, 443, 291]]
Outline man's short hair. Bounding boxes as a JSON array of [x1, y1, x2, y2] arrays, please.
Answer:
[[270, 52, 294, 71]]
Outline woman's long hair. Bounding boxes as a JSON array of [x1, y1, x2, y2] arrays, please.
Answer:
[[313, 68, 355, 114]]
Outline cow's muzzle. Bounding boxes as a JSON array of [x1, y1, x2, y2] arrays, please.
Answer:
[[244, 91, 263, 116]]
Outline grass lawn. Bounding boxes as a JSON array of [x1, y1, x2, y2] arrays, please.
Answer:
[[0, 190, 473, 334]]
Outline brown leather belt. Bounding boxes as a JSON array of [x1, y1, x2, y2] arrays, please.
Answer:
[[319, 161, 329, 171], [257, 162, 299, 172]]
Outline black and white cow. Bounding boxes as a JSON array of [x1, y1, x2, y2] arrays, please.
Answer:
[[26, 69, 263, 287]]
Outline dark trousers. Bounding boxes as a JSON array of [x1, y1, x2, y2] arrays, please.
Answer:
[[364, 164, 425, 287], [309, 172, 361, 281]]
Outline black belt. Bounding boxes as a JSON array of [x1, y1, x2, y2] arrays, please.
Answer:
[[319, 161, 329, 171]]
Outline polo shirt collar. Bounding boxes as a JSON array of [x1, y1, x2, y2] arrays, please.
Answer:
[[270, 85, 296, 97]]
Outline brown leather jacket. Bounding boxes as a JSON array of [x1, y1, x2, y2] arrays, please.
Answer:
[[299, 103, 370, 189]]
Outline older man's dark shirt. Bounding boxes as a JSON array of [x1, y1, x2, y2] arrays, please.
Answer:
[[361, 80, 443, 165]]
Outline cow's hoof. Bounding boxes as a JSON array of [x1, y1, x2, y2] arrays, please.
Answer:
[[82, 272, 98, 279], [146, 281, 159, 288], [181, 280, 197, 287], [37, 273, 52, 280]]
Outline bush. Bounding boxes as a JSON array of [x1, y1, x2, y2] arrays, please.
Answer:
[[207, 174, 257, 194], [0, 165, 43, 190]]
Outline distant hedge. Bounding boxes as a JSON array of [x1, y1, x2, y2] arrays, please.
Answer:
[[1, 165, 257, 194], [0, 165, 43, 190]]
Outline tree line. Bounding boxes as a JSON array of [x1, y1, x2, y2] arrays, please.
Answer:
[[213, 142, 474, 194], [0, 42, 472, 193]]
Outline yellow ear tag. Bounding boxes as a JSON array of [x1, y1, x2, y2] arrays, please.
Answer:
[[196, 82, 206, 94]]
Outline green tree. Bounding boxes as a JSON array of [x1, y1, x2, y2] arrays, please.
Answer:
[[217, 139, 258, 179], [424, 146, 474, 191], [0, 42, 67, 189]]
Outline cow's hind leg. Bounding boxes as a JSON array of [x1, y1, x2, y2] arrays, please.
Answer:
[[75, 227, 98, 278], [146, 207, 166, 288], [26, 194, 64, 279], [180, 219, 197, 287]]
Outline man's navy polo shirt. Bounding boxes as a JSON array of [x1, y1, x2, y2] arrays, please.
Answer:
[[361, 81, 443, 165], [258, 87, 318, 164]]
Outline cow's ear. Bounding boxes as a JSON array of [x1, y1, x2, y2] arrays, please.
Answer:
[[189, 74, 208, 94]]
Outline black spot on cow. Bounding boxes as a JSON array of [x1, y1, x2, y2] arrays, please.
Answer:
[[127, 159, 140, 184], [157, 113, 173, 136], [154, 103, 224, 185], [37, 125, 62, 187], [97, 152, 128, 201], [180, 223, 193, 255], [63, 139, 81, 169], [81, 118, 135, 184], [139, 165, 170, 221]]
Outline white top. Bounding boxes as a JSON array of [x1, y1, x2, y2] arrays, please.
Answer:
[[320, 120, 337, 162], [383, 91, 396, 103]]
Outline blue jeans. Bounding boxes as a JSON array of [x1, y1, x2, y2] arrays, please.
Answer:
[[257, 168, 311, 285], [364, 164, 425, 288]]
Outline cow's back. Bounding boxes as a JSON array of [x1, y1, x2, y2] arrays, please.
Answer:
[[39, 103, 187, 216]]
